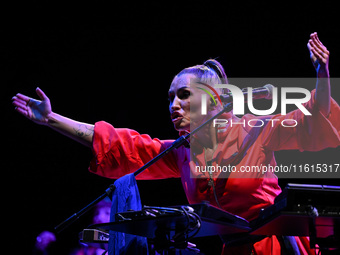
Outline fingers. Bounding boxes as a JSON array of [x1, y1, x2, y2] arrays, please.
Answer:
[[12, 97, 28, 109], [307, 42, 317, 62], [308, 32, 329, 65], [309, 32, 329, 55], [12, 93, 29, 111], [310, 44, 329, 64], [310, 47, 326, 63], [313, 33, 323, 46], [12, 88, 45, 118], [36, 87, 49, 101], [14, 92, 31, 103], [311, 32, 323, 47], [12, 96, 29, 117], [12, 98, 29, 117], [14, 105, 29, 117]]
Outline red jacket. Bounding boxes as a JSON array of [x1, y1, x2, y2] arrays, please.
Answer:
[[89, 90, 340, 254]]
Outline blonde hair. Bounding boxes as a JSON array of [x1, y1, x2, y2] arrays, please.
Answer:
[[173, 59, 228, 94]]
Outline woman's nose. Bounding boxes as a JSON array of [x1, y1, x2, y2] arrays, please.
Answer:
[[170, 96, 181, 111]]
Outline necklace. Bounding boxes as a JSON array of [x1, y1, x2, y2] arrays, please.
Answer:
[[204, 147, 222, 209]]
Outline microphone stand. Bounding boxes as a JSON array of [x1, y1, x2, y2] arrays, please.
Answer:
[[54, 103, 233, 233]]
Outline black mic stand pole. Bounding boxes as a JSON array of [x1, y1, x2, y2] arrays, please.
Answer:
[[54, 103, 233, 233]]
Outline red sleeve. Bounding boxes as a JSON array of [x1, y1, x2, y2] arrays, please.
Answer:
[[89, 121, 181, 180], [261, 89, 340, 151]]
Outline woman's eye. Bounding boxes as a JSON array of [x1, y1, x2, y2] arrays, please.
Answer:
[[168, 95, 174, 102], [179, 90, 191, 99], [168, 89, 191, 102]]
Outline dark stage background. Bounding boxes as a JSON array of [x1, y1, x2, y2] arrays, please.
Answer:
[[4, 1, 340, 254]]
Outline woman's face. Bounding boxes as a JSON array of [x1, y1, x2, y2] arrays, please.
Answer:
[[168, 73, 210, 131]]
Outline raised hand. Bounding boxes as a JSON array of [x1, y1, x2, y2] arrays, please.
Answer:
[[307, 32, 329, 76], [12, 87, 52, 125]]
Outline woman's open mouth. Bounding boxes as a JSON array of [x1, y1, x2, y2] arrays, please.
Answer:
[[171, 111, 184, 123]]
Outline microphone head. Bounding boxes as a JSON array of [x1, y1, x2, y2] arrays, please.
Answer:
[[263, 84, 274, 100]]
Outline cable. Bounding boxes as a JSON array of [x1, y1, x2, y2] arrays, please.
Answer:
[[172, 206, 202, 245], [141, 205, 202, 248]]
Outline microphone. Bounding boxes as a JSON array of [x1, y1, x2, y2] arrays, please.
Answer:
[[220, 84, 274, 103]]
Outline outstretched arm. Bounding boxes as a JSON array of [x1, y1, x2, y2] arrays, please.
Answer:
[[307, 32, 330, 116], [12, 87, 94, 147]]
